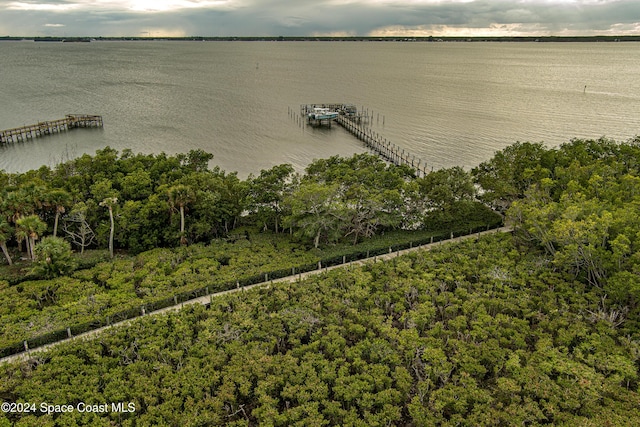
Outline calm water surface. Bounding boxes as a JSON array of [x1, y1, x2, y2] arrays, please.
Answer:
[[0, 41, 638, 176]]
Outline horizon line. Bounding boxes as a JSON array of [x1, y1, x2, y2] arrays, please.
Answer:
[[3, 35, 640, 41]]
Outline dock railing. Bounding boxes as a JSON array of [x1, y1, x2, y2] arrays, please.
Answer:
[[298, 103, 429, 177], [0, 114, 103, 145]]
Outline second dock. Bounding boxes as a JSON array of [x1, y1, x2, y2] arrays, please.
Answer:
[[0, 114, 103, 145]]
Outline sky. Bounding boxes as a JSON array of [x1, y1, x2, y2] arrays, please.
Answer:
[[2, 0, 640, 38]]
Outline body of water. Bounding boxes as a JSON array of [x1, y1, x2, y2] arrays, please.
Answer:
[[1, 41, 638, 176]]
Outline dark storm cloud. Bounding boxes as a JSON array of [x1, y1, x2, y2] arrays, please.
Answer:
[[1, 0, 639, 37]]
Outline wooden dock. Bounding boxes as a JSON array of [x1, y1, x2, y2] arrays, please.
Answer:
[[298, 104, 429, 177], [335, 114, 429, 177], [0, 114, 103, 145]]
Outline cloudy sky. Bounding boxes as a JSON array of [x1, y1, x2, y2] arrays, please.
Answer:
[[2, 0, 640, 37]]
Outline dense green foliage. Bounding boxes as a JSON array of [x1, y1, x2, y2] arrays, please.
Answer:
[[0, 149, 494, 260], [474, 137, 640, 334], [0, 149, 499, 354], [1, 233, 638, 426], [29, 236, 75, 279], [0, 234, 309, 351], [0, 227, 490, 354], [0, 147, 246, 257], [3, 137, 640, 425]]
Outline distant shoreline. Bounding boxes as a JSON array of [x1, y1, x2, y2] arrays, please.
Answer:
[[2, 35, 640, 43]]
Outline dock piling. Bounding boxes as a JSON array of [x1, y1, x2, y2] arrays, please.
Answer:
[[0, 114, 103, 145], [301, 103, 428, 177]]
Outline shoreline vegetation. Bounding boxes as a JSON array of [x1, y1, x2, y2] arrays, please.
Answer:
[[2, 137, 640, 425], [2, 35, 640, 42], [0, 149, 501, 356]]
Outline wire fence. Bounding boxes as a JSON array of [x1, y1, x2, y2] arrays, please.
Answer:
[[1, 223, 503, 359]]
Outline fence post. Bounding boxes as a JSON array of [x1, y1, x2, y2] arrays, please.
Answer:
[[67, 327, 72, 338], [318, 261, 322, 270], [24, 341, 29, 352], [141, 306, 145, 316]]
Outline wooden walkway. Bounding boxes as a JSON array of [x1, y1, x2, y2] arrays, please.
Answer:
[[335, 114, 430, 177], [0, 114, 103, 145], [297, 104, 429, 177], [0, 227, 510, 365]]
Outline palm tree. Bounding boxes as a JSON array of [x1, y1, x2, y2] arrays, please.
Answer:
[[3, 190, 29, 223], [15, 214, 47, 260], [46, 189, 72, 237], [100, 197, 118, 258], [32, 236, 75, 278], [0, 219, 13, 265], [168, 185, 194, 245], [19, 182, 46, 214], [3, 191, 30, 253]]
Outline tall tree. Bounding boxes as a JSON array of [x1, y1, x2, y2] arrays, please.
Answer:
[[3, 190, 30, 224], [180, 149, 214, 172], [62, 202, 96, 254], [167, 185, 195, 245], [100, 197, 118, 258], [343, 185, 403, 244], [418, 166, 475, 211], [15, 214, 47, 260], [0, 218, 13, 265], [248, 164, 297, 233], [45, 189, 72, 237], [472, 141, 551, 211], [18, 181, 46, 214], [120, 168, 153, 201], [285, 182, 345, 248]]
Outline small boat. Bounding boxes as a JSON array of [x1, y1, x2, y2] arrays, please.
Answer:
[[308, 107, 339, 121]]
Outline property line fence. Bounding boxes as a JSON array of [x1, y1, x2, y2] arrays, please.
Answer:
[[1, 223, 503, 359]]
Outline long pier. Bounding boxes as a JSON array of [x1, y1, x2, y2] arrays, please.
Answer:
[[0, 114, 103, 145], [298, 104, 429, 177]]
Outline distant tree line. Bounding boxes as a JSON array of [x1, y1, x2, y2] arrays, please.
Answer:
[[4, 36, 640, 42]]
